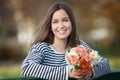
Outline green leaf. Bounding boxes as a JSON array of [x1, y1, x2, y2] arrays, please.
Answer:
[[75, 65, 80, 70]]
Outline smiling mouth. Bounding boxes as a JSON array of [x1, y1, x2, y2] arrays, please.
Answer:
[[57, 29, 67, 34]]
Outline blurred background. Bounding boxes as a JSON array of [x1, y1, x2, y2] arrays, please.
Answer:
[[0, 0, 120, 79]]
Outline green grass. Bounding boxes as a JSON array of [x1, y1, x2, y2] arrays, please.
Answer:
[[0, 63, 22, 79], [0, 56, 120, 79], [107, 57, 120, 70]]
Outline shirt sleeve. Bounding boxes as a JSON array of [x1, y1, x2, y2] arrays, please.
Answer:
[[21, 44, 67, 80], [92, 58, 111, 79], [80, 40, 111, 79]]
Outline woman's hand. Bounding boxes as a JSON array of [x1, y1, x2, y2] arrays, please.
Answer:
[[68, 69, 92, 80], [68, 69, 81, 79], [78, 72, 92, 80]]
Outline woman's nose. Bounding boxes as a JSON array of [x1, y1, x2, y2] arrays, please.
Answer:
[[59, 22, 64, 29]]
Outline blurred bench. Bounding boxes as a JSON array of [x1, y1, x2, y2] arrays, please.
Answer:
[[93, 70, 120, 80], [0, 77, 44, 80], [0, 70, 120, 80]]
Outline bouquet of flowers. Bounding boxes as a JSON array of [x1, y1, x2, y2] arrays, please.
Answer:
[[65, 45, 102, 75]]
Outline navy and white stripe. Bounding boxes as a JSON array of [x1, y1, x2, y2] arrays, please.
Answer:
[[21, 42, 67, 80], [21, 40, 110, 80]]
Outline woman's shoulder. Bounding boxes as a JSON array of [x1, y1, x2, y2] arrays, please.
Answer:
[[80, 40, 88, 45], [31, 42, 49, 51], [80, 40, 92, 50]]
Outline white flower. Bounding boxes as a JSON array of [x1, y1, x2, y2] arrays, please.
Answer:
[[90, 50, 99, 59], [89, 50, 101, 67], [66, 51, 79, 59]]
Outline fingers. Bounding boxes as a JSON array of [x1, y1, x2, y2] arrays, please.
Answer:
[[73, 74, 85, 80], [69, 70, 83, 79], [81, 73, 91, 80], [69, 69, 92, 80], [77, 73, 91, 80], [74, 76, 81, 79]]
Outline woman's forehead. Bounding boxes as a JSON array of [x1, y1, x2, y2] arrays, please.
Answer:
[[52, 9, 69, 19]]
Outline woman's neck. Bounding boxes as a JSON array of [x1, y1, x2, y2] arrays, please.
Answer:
[[51, 39, 67, 53]]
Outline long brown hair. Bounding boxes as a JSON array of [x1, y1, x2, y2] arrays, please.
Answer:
[[32, 1, 80, 47]]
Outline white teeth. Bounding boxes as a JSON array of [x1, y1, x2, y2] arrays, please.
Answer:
[[58, 30, 66, 33], [59, 30, 65, 33]]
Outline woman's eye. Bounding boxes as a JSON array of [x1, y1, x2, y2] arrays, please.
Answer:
[[53, 21, 58, 23], [64, 19, 69, 22]]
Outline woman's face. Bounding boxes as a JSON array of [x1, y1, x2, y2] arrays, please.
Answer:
[[51, 9, 72, 41]]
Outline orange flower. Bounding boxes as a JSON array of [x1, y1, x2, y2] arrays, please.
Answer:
[[65, 45, 100, 75], [79, 58, 90, 69], [66, 55, 78, 65]]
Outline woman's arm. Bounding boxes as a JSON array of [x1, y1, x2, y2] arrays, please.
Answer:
[[92, 58, 110, 79], [21, 44, 67, 80]]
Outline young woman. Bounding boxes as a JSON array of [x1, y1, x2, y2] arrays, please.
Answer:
[[21, 1, 110, 80]]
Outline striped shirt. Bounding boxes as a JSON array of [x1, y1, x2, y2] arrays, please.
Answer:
[[21, 40, 110, 80]]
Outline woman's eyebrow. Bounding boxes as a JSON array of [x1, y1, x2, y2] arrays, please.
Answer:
[[63, 16, 69, 19], [52, 16, 69, 21]]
